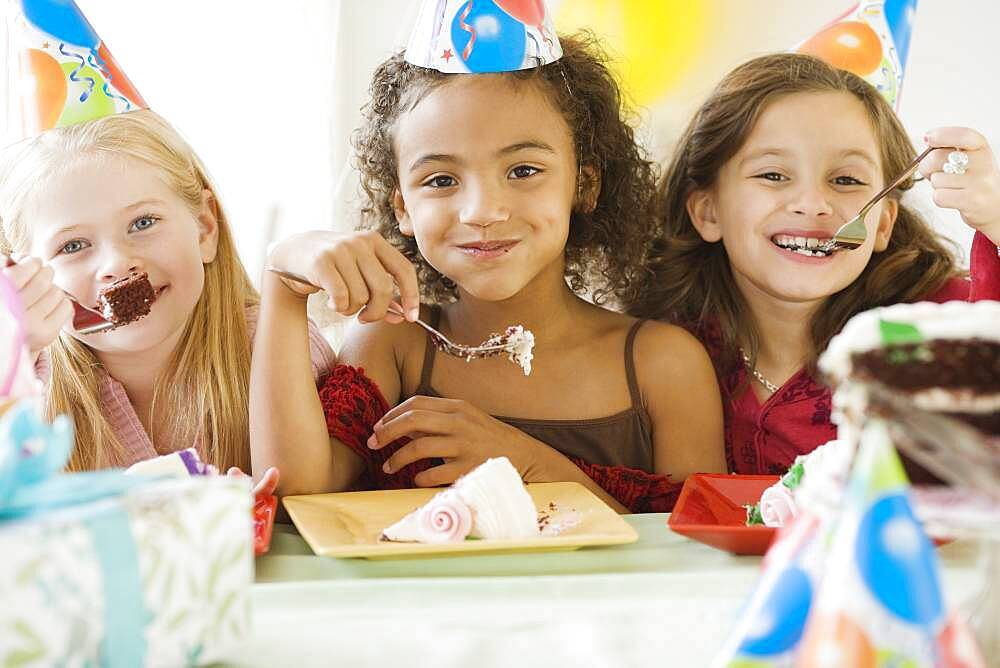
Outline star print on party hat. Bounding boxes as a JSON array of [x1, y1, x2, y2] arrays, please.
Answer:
[[405, 0, 562, 74], [6, 0, 147, 139], [795, 0, 918, 110]]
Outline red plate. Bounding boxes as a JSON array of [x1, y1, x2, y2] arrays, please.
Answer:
[[253, 493, 278, 556], [667, 473, 780, 555]]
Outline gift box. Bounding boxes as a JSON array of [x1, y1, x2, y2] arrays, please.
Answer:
[[0, 402, 253, 667]]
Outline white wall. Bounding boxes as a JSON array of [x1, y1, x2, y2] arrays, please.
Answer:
[[3, 1, 998, 282]]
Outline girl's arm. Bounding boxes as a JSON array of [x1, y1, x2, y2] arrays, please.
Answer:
[[636, 322, 728, 480], [250, 272, 364, 495], [250, 230, 419, 496]]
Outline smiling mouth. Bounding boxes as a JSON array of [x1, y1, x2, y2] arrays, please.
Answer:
[[457, 240, 519, 254], [771, 234, 834, 258]]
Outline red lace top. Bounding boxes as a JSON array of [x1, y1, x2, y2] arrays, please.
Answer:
[[707, 231, 1000, 476], [318, 365, 682, 513]]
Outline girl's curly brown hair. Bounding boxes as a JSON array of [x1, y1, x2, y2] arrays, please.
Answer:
[[353, 31, 658, 306]]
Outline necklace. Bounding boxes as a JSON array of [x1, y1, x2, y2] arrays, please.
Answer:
[[739, 348, 780, 394]]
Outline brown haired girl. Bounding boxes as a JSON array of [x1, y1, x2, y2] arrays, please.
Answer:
[[629, 53, 1000, 477], [252, 32, 727, 512]]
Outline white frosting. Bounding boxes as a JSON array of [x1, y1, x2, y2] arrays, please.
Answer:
[[482, 325, 535, 376], [820, 300, 1000, 381], [382, 457, 539, 543], [794, 439, 854, 518], [907, 388, 1000, 413], [380, 489, 473, 543], [454, 457, 538, 539]]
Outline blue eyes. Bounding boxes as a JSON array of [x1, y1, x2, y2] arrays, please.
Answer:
[[55, 215, 159, 256], [60, 239, 87, 255], [129, 215, 159, 232]]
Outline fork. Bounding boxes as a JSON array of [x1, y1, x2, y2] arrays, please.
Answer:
[[264, 267, 512, 359], [823, 145, 946, 253], [3, 255, 114, 335]]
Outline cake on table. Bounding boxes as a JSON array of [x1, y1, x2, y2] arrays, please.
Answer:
[[381, 456, 558, 543], [125, 447, 216, 477]]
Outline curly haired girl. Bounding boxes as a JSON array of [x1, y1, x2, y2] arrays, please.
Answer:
[[252, 32, 726, 512]]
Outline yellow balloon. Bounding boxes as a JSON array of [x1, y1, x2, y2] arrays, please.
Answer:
[[556, 0, 709, 107]]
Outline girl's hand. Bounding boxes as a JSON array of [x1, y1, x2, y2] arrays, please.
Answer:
[[2, 255, 73, 356], [227, 466, 280, 497], [366, 396, 546, 487], [267, 230, 420, 323], [920, 127, 1000, 245]]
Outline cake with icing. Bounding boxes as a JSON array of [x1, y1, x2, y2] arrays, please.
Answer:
[[483, 325, 535, 376], [820, 300, 1000, 436], [745, 439, 853, 527], [98, 271, 155, 328], [381, 456, 540, 543]]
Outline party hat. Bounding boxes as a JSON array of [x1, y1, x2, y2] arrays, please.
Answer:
[[6, 0, 147, 139], [797, 419, 984, 667], [795, 0, 918, 109], [405, 0, 562, 74], [711, 513, 829, 667]]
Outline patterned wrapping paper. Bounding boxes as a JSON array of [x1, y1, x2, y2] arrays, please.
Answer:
[[0, 476, 253, 667]]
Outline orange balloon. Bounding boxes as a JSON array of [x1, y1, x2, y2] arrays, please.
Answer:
[[96, 43, 146, 109], [798, 21, 883, 76], [797, 613, 878, 667], [20, 49, 67, 134]]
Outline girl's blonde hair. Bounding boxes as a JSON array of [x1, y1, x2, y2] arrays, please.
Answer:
[[0, 110, 257, 472], [629, 53, 960, 368]]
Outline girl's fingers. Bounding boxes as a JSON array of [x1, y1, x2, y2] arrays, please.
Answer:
[[254, 467, 280, 496], [369, 408, 454, 449], [35, 287, 69, 321], [331, 254, 370, 316], [355, 253, 395, 323], [927, 172, 967, 190], [382, 437, 457, 474], [17, 264, 57, 309], [375, 395, 460, 429], [924, 127, 987, 152], [931, 188, 968, 211], [373, 241, 420, 321], [3, 256, 44, 292], [413, 461, 469, 487], [310, 261, 351, 313]]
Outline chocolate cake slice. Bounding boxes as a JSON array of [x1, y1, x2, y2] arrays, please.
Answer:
[[821, 301, 1000, 437], [97, 271, 155, 328]]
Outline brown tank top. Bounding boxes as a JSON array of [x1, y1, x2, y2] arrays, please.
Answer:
[[413, 308, 654, 471]]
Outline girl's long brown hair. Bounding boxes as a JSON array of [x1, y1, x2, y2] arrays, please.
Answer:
[[629, 53, 960, 367], [0, 110, 257, 472], [353, 31, 658, 307]]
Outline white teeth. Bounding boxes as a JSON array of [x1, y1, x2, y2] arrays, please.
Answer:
[[795, 236, 807, 248], [806, 237, 819, 248]]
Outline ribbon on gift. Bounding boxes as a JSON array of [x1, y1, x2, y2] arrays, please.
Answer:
[[1, 400, 153, 665]]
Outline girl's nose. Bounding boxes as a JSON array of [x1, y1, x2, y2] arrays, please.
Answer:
[[788, 183, 834, 218], [98, 249, 142, 282], [459, 182, 510, 228]]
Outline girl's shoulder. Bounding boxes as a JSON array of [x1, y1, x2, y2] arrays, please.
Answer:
[[336, 303, 436, 393]]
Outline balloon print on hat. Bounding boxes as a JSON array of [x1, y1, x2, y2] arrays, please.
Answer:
[[10, 0, 147, 139]]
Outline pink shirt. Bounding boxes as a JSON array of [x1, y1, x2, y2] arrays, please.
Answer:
[[37, 305, 337, 466]]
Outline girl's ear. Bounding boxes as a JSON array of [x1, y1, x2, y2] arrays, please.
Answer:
[[575, 165, 601, 214], [392, 189, 414, 237], [687, 189, 722, 243], [872, 198, 898, 252], [198, 189, 220, 263]]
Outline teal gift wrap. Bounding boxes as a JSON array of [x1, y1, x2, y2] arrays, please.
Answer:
[[0, 401, 253, 667]]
